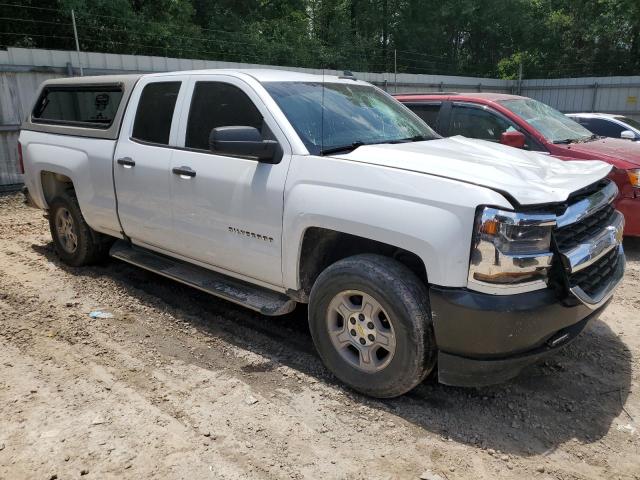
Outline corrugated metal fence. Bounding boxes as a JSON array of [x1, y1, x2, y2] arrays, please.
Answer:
[[521, 76, 640, 118], [1, 67, 63, 187], [1, 47, 639, 186]]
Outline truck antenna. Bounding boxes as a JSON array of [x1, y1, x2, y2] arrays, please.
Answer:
[[321, 67, 325, 154]]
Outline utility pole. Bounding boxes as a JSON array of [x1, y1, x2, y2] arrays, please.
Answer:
[[517, 62, 523, 95], [394, 49, 397, 93], [71, 9, 84, 76]]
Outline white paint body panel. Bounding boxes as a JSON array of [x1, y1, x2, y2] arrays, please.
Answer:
[[166, 74, 293, 286], [282, 154, 512, 288], [19, 129, 122, 237], [20, 69, 614, 295], [114, 74, 191, 251], [334, 136, 612, 205]]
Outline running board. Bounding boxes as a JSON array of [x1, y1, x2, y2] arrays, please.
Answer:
[[109, 240, 296, 316]]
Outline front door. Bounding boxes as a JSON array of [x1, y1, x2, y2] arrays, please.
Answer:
[[168, 75, 291, 287]]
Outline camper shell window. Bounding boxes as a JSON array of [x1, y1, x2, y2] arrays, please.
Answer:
[[32, 85, 124, 129]]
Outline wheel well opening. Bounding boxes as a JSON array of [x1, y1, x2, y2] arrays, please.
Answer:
[[298, 227, 428, 300], [41, 171, 73, 206]]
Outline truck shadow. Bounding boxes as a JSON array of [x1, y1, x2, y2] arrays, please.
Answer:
[[31, 241, 634, 458], [623, 236, 640, 261]]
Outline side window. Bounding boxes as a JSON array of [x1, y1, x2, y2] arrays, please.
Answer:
[[32, 86, 123, 128], [583, 118, 625, 138], [185, 82, 264, 151], [409, 103, 442, 131], [132, 82, 181, 145], [449, 105, 511, 142]]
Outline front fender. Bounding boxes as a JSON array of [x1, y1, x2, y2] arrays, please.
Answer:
[[282, 163, 512, 290]]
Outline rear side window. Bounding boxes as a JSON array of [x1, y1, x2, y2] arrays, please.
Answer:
[[408, 103, 442, 130], [185, 82, 263, 150], [132, 82, 181, 145], [32, 86, 123, 128]]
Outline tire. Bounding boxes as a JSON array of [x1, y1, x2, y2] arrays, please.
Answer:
[[48, 190, 112, 267], [308, 254, 437, 398]]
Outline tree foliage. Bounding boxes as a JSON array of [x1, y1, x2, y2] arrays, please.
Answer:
[[1, 0, 638, 78]]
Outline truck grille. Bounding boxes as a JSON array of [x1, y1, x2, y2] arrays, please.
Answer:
[[551, 179, 624, 305], [554, 204, 615, 251], [567, 248, 620, 297]]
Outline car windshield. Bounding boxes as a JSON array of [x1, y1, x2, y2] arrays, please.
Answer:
[[263, 81, 437, 155], [499, 98, 593, 143], [615, 116, 640, 131]]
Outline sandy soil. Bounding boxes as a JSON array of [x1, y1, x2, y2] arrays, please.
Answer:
[[0, 192, 638, 480]]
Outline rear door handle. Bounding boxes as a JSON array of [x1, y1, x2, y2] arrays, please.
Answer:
[[117, 157, 135, 168], [172, 166, 196, 178]]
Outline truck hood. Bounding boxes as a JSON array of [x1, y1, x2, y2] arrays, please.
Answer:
[[335, 136, 612, 206], [553, 137, 640, 168]]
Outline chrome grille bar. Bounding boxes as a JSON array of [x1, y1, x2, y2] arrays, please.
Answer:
[[559, 210, 625, 273], [556, 180, 618, 228]]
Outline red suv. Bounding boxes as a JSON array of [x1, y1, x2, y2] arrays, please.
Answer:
[[395, 92, 640, 236]]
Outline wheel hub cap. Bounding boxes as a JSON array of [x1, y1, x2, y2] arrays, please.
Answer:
[[55, 208, 78, 253], [326, 290, 396, 373]]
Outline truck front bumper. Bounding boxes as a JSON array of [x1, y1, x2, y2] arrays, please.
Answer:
[[429, 286, 611, 387]]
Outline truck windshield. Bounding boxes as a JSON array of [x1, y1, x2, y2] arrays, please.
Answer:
[[499, 98, 593, 144], [263, 81, 437, 155]]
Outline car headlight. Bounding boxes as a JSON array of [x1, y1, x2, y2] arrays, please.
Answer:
[[468, 206, 556, 294], [628, 169, 640, 188]]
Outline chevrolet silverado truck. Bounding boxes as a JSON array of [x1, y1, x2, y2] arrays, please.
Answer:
[[19, 70, 625, 397]]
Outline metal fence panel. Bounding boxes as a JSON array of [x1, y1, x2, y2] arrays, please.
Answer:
[[1, 47, 639, 186], [521, 76, 640, 119]]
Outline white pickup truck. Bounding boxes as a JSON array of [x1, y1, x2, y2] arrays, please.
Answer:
[[20, 69, 625, 397]]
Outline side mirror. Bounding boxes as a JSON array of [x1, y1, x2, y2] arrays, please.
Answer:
[[620, 130, 636, 140], [500, 130, 526, 149], [209, 126, 279, 163]]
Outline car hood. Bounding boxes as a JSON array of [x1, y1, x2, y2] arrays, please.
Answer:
[[335, 136, 612, 206], [553, 137, 640, 168]]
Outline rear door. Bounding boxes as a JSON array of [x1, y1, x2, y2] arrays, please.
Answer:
[[167, 74, 291, 287], [113, 76, 187, 249]]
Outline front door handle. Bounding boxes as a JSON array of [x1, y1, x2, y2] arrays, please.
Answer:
[[172, 166, 196, 178], [117, 157, 136, 168]]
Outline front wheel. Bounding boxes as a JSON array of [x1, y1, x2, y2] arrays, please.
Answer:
[[308, 254, 437, 398]]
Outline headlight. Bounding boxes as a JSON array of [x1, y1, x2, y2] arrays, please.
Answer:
[[628, 169, 640, 188], [468, 207, 556, 294]]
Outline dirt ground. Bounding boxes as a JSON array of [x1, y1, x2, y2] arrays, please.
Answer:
[[0, 192, 638, 480]]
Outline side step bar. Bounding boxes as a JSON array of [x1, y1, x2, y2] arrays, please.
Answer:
[[109, 240, 297, 316]]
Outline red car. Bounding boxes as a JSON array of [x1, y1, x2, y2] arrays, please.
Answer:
[[395, 92, 640, 236]]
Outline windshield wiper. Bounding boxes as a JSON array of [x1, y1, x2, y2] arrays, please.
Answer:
[[583, 134, 601, 142], [320, 141, 365, 156], [554, 134, 598, 145], [320, 135, 430, 155], [385, 135, 430, 144]]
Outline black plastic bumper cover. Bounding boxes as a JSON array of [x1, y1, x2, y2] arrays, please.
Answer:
[[430, 286, 609, 387]]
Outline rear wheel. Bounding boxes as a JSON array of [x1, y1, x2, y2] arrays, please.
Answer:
[[48, 191, 112, 266], [308, 254, 436, 398]]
